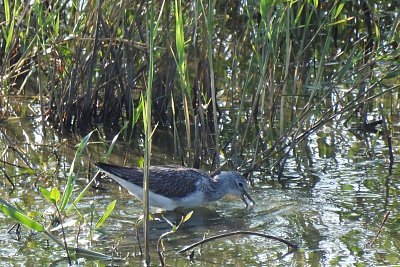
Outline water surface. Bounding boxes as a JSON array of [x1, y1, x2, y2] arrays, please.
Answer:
[[0, 114, 399, 266]]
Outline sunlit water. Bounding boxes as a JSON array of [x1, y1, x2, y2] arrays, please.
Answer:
[[0, 115, 399, 266]]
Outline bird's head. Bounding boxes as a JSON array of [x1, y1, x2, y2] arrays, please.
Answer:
[[216, 171, 255, 208]]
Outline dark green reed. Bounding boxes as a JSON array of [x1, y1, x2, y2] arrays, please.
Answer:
[[1, 1, 398, 173], [0, 1, 399, 264]]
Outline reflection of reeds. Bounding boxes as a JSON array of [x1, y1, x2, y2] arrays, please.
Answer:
[[0, 1, 398, 178]]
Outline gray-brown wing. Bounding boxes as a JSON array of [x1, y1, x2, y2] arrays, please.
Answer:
[[148, 167, 211, 198], [96, 162, 210, 198]]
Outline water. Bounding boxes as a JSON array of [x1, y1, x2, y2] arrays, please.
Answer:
[[0, 113, 399, 266]]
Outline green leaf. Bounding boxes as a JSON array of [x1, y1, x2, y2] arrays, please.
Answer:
[[340, 184, 354, 191], [50, 187, 61, 204], [294, 1, 305, 26], [260, 0, 273, 23], [95, 200, 117, 229], [40, 187, 61, 204], [334, 1, 345, 19], [182, 211, 193, 223], [5, 13, 14, 51], [4, 0, 10, 22], [133, 97, 144, 125], [19, 167, 36, 175], [55, 12, 60, 35], [0, 203, 44, 232], [137, 157, 144, 168], [40, 187, 52, 203], [27, 210, 42, 218]]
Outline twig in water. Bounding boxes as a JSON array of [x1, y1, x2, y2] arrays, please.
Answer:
[[158, 211, 193, 266], [54, 203, 72, 265], [178, 230, 299, 253], [378, 103, 394, 174], [1, 167, 15, 189], [368, 210, 391, 247], [134, 217, 143, 256], [0, 128, 35, 170]]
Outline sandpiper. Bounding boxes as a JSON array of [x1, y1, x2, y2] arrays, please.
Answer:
[[95, 162, 255, 211]]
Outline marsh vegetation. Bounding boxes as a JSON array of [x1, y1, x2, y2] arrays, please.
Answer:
[[1, 0, 399, 265]]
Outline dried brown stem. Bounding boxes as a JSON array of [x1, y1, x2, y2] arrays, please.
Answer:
[[178, 230, 299, 253]]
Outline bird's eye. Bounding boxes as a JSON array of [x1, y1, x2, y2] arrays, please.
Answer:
[[237, 182, 244, 188]]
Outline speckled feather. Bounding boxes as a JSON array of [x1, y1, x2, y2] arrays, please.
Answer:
[[95, 162, 212, 199]]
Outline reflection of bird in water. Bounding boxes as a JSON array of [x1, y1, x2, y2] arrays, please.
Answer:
[[95, 162, 255, 211]]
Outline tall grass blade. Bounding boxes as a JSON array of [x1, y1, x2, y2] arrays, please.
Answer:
[[95, 199, 117, 229], [0, 197, 120, 261], [60, 130, 95, 213], [0, 197, 45, 232], [4, 0, 10, 22], [66, 171, 100, 214], [4, 2, 15, 51], [143, 1, 166, 264], [103, 121, 130, 161], [175, 0, 192, 160]]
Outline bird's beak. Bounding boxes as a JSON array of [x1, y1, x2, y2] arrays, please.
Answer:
[[241, 192, 255, 208]]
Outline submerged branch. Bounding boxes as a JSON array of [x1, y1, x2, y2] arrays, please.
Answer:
[[178, 230, 299, 253]]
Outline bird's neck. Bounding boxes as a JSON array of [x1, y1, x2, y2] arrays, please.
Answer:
[[207, 175, 229, 202]]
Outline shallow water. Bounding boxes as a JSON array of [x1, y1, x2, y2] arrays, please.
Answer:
[[0, 114, 399, 266]]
